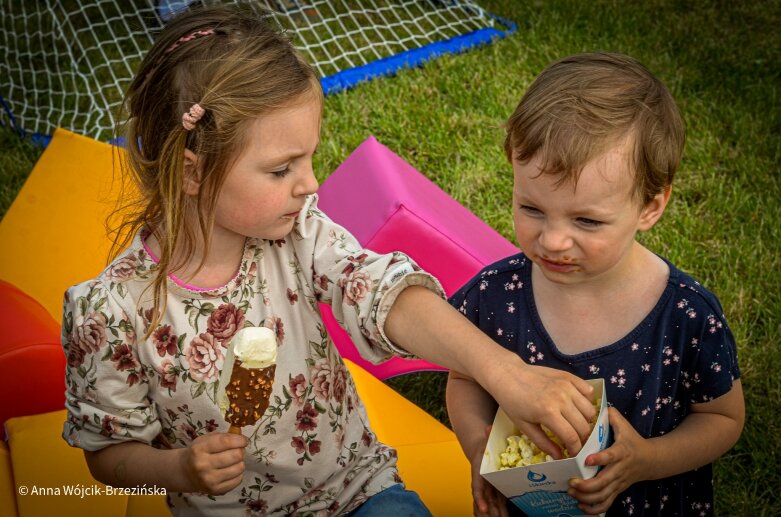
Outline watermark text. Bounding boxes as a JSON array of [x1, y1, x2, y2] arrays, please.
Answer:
[[17, 483, 166, 498]]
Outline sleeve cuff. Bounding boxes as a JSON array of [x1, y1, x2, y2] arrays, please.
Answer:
[[375, 270, 446, 359]]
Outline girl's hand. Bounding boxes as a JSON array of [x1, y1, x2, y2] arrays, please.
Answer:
[[495, 361, 596, 459], [471, 426, 509, 517], [181, 432, 248, 495], [567, 407, 649, 515]]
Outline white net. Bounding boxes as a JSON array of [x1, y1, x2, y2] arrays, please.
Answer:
[[0, 0, 512, 142]]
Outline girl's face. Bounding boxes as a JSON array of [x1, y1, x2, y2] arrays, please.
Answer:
[[512, 141, 667, 287], [210, 93, 321, 242]]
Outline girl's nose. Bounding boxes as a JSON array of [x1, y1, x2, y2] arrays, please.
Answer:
[[294, 165, 319, 197]]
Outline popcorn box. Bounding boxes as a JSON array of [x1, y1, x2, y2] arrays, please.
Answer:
[[480, 378, 609, 517]]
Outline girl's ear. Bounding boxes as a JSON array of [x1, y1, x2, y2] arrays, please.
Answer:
[[183, 149, 201, 196], [638, 186, 672, 231]]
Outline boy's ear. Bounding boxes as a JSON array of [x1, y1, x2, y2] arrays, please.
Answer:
[[183, 148, 201, 196], [638, 186, 672, 231]]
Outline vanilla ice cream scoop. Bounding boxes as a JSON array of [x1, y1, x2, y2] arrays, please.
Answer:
[[232, 326, 277, 368]]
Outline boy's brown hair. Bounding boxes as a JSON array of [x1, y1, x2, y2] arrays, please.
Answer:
[[504, 52, 684, 205]]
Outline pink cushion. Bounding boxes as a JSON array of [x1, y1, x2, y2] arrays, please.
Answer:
[[318, 136, 517, 379]]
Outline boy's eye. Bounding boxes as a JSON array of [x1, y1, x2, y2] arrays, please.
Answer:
[[519, 205, 542, 215], [576, 217, 603, 228]]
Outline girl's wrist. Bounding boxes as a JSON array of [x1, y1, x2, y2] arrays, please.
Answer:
[[174, 446, 199, 493], [476, 347, 528, 396]]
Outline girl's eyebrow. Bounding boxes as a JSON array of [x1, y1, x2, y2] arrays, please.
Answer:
[[265, 141, 321, 163]]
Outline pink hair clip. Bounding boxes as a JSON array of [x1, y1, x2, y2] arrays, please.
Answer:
[[164, 29, 216, 56], [182, 103, 205, 131]]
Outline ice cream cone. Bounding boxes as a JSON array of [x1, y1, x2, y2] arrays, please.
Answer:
[[218, 327, 278, 432]]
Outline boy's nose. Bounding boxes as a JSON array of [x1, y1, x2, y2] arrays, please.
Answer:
[[538, 224, 573, 252]]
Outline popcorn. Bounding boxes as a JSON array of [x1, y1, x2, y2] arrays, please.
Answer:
[[498, 433, 556, 469], [498, 397, 602, 469], [480, 380, 609, 517]]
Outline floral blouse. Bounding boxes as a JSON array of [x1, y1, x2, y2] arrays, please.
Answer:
[[62, 194, 444, 516]]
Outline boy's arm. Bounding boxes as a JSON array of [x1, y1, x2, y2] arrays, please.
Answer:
[[385, 285, 596, 456], [85, 433, 248, 495], [447, 370, 509, 517], [447, 370, 498, 462], [641, 380, 744, 479], [570, 381, 745, 514]]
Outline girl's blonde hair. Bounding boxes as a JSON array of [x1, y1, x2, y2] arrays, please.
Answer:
[[504, 52, 684, 205], [111, 5, 321, 334]]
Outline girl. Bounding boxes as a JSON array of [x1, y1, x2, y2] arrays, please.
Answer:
[[61, 6, 596, 516]]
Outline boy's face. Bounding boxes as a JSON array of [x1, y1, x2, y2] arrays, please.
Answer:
[[512, 140, 667, 286]]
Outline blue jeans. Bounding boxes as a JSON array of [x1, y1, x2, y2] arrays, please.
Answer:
[[346, 484, 432, 516]]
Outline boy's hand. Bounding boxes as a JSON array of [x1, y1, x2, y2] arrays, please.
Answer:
[[567, 407, 649, 514], [493, 360, 595, 458], [181, 432, 248, 495], [470, 426, 509, 517]]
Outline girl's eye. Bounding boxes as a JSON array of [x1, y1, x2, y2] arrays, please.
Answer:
[[519, 205, 542, 216], [272, 167, 291, 178], [576, 217, 603, 228]]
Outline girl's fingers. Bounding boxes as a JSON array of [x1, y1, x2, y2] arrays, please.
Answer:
[[519, 422, 566, 459], [209, 447, 247, 469], [205, 459, 246, 494], [211, 467, 246, 495], [561, 401, 595, 446]]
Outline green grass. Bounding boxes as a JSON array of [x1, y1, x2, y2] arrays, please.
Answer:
[[2, 1, 779, 514]]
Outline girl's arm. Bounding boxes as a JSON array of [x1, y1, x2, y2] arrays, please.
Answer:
[[569, 381, 745, 515], [385, 285, 597, 457], [85, 432, 248, 495], [301, 200, 593, 451]]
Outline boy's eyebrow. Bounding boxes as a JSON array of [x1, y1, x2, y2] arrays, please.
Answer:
[[514, 192, 615, 217]]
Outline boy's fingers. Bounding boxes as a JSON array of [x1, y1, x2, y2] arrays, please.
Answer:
[[488, 488, 509, 517]]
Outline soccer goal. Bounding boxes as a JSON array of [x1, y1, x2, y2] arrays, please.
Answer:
[[0, 1, 515, 144]]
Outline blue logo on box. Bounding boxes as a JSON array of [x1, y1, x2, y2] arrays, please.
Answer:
[[527, 470, 547, 483], [598, 424, 604, 443]]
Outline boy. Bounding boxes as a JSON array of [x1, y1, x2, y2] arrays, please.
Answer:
[[447, 52, 744, 517]]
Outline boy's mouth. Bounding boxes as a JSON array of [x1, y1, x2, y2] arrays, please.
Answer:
[[539, 256, 579, 272]]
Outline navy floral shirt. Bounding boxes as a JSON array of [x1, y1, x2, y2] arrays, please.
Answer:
[[449, 253, 740, 517]]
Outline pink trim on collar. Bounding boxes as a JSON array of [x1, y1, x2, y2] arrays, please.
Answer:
[[141, 237, 221, 292]]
